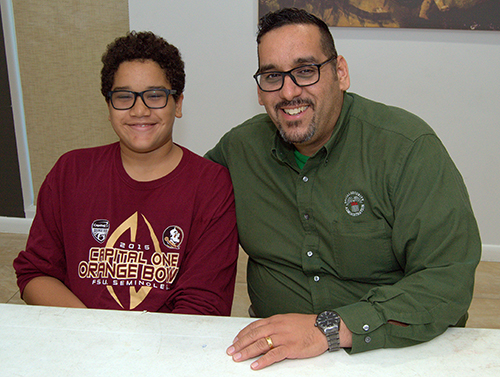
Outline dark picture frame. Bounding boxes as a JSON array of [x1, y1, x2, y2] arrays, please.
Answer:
[[258, 1, 500, 31]]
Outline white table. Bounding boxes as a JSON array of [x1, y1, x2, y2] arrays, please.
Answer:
[[1, 303, 499, 376]]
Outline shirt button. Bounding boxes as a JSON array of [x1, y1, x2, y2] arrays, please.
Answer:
[[363, 324, 370, 332], [302, 176, 309, 182], [314, 276, 320, 282], [364, 336, 372, 343], [307, 251, 313, 257]]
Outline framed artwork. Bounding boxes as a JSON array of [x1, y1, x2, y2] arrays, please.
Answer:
[[258, 1, 500, 31]]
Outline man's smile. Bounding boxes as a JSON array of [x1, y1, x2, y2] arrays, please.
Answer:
[[282, 106, 309, 116]]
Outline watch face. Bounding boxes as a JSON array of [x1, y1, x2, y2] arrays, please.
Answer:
[[317, 311, 339, 331]]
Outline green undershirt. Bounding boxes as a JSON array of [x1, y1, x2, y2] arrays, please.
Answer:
[[294, 149, 310, 169]]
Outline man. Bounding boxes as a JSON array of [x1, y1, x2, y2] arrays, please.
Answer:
[[205, 8, 481, 370], [14, 31, 239, 315]]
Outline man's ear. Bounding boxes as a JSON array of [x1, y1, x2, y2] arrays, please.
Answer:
[[336, 55, 350, 91], [257, 86, 264, 106]]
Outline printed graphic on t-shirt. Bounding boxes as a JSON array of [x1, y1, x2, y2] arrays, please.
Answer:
[[91, 219, 110, 243], [163, 225, 184, 249], [80, 212, 181, 309]]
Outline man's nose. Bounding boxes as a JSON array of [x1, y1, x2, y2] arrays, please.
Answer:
[[279, 74, 303, 101]]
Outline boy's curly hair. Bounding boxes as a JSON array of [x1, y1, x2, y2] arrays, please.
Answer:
[[101, 31, 185, 102]]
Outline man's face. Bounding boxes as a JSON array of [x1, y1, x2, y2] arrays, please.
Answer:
[[257, 24, 350, 156]]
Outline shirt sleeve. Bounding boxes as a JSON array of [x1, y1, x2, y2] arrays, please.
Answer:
[[335, 134, 481, 353], [14, 171, 67, 296], [166, 166, 239, 316]]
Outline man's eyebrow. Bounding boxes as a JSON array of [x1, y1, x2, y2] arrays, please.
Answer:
[[258, 63, 278, 73], [295, 56, 319, 65], [258, 56, 320, 73]]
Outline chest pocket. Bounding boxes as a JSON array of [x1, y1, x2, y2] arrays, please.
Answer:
[[331, 219, 399, 282]]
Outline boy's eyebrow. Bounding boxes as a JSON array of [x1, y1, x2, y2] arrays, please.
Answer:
[[111, 85, 168, 91]]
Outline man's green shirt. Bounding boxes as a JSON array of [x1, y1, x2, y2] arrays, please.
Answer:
[[205, 93, 481, 353]]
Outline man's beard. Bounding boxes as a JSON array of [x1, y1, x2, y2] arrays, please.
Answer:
[[274, 99, 316, 145], [277, 117, 316, 145]]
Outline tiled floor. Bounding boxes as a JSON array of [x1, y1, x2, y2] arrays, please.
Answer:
[[1, 232, 499, 328]]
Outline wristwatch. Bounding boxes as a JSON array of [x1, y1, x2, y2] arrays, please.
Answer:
[[315, 311, 341, 352]]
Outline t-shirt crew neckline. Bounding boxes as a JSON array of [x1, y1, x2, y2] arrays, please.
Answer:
[[113, 142, 188, 190]]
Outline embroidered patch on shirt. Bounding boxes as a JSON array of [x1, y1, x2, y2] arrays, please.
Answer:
[[344, 191, 365, 217]]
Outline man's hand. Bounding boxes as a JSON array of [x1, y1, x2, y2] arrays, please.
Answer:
[[226, 313, 350, 370]]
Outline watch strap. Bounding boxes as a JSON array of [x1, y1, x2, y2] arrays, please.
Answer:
[[325, 326, 340, 352], [316, 311, 341, 352]]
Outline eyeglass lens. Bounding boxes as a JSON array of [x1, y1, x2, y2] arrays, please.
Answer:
[[257, 65, 320, 92], [110, 90, 170, 110]]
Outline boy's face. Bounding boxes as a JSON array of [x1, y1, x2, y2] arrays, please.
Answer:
[[108, 59, 183, 157]]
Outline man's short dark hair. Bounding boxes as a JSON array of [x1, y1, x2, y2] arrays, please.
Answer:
[[101, 31, 185, 102], [257, 8, 337, 59]]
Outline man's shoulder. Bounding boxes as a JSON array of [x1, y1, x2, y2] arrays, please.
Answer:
[[348, 93, 435, 141], [182, 145, 230, 175], [226, 113, 276, 138], [205, 114, 276, 167]]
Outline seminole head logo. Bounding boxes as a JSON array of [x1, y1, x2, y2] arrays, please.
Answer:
[[162, 225, 184, 249]]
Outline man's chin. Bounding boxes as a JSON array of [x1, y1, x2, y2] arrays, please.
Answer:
[[279, 130, 314, 145], [276, 119, 315, 144]]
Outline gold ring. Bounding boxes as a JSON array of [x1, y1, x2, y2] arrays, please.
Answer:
[[265, 336, 274, 350]]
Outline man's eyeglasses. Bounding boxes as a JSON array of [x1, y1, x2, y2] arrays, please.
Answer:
[[107, 89, 177, 110], [253, 57, 336, 92]]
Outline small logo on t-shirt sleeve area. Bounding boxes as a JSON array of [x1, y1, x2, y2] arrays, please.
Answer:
[[344, 191, 365, 217], [91, 219, 110, 243]]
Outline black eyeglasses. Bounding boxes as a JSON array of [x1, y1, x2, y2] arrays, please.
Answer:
[[107, 89, 177, 110], [253, 57, 336, 92]]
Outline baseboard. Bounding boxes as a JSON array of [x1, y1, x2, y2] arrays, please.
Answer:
[[0, 216, 33, 234], [1, 215, 499, 262], [481, 245, 500, 263]]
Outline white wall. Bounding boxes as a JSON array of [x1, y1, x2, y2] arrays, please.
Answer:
[[129, 0, 500, 259]]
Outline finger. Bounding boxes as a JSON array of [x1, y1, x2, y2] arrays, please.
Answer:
[[231, 336, 276, 362], [227, 321, 272, 355], [250, 346, 288, 370], [231, 318, 269, 343]]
